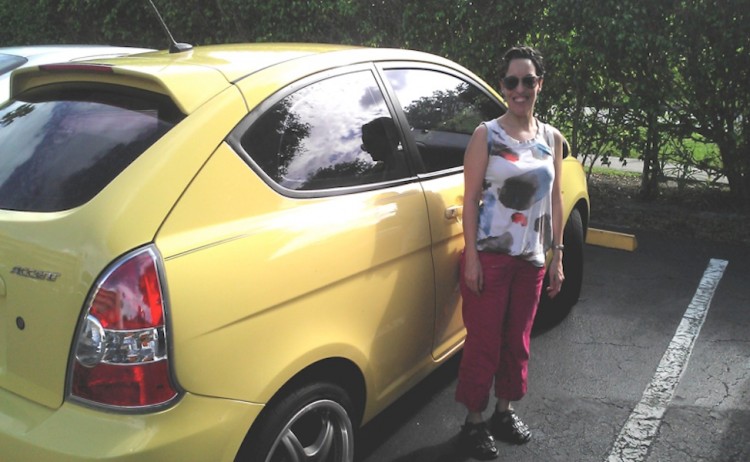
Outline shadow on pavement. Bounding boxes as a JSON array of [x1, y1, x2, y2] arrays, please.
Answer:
[[355, 353, 465, 461]]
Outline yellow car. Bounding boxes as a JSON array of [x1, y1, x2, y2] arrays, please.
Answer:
[[0, 43, 589, 461]]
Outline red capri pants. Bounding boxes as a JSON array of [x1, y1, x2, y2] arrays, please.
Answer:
[[455, 251, 545, 412]]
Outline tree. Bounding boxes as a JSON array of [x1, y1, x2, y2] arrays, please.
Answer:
[[400, 0, 539, 83], [671, 0, 750, 203], [541, 0, 679, 200], [537, 1, 640, 177]]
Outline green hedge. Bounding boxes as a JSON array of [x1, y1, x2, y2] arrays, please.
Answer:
[[2, 0, 747, 203]]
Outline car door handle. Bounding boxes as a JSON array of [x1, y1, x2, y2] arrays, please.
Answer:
[[444, 205, 463, 223]]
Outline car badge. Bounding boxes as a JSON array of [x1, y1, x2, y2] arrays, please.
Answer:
[[10, 266, 61, 282]]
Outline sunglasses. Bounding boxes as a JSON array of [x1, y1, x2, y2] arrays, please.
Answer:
[[502, 75, 541, 90]]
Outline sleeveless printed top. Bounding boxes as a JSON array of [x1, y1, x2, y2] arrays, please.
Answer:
[[476, 118, 555, 267]]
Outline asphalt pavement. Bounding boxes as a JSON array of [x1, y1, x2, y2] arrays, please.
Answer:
[[355, 230, 750, 462]]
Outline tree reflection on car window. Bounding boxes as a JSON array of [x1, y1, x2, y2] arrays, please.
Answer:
[[384, 69, 503, 173], [0, 88, 181, 212]]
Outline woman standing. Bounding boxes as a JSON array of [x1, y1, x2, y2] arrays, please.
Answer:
[[456, 46, 565, 460]]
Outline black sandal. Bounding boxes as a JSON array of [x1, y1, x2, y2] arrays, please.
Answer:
[[490, 410, 532, 444], [458, 421, 499, 460]]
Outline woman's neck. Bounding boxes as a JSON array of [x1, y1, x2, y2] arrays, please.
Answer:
[[499, 113, 537, 141]]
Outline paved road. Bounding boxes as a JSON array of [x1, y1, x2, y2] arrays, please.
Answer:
[[355, 230, 749, 461], [589, 156, 727, 184]]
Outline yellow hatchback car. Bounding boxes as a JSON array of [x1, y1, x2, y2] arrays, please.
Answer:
[[0, 43, 589, 461]]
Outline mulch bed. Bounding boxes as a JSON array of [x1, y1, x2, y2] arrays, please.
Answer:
[[587, 172, 750, 247]]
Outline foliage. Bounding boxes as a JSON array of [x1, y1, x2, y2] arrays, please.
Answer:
[[537, 1, 641, 181], [0, 0, 747, 206], [670, 0, 750, 202], [538, 0, 681, 200]]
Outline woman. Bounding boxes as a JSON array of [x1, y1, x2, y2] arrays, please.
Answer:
[[456, 46, 565, 460]]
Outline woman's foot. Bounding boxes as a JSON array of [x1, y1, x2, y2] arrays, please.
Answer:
[[458, 421, 499, 460], [490, 410, 532, 444]]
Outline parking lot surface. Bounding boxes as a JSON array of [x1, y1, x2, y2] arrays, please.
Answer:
[[356, 230, 750, 461]]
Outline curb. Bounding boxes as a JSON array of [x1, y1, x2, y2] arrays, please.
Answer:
[[586, 228, 638, 251]]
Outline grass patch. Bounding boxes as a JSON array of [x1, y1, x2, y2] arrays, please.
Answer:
[[589, 165, 640, 177]]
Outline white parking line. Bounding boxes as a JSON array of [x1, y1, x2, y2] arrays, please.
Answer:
[[606, 258, 729, 462]]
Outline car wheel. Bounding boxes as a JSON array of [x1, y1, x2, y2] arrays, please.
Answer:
[[535, 208, 585, 326], [237, 382, 355, 462]]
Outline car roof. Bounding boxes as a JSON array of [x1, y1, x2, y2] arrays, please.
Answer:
[[8, 43, 468, 114]]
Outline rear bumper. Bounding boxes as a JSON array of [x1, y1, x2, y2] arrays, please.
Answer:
[[0, 388, 262, 461]]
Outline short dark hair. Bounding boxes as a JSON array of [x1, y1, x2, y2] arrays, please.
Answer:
[[499, 46, 545, 77]]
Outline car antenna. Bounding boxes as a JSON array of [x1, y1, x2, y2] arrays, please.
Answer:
[[147, 0, 193, 53]]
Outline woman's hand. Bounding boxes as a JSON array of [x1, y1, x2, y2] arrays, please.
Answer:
[[546, 252, 564, 298], [464, 251, 483, 296]]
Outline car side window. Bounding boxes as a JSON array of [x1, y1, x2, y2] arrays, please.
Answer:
[[240, 71, 408, 191], [384, 69, 503, 173]]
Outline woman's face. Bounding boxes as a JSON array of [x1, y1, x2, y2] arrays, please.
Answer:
[[501, 58, 543, 117]]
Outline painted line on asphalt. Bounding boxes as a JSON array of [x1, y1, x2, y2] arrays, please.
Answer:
[[606, 258, 729, 462]]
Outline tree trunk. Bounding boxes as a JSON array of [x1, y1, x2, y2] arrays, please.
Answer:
[[718, 139, 750, 208], [639, 112, 661, 201]]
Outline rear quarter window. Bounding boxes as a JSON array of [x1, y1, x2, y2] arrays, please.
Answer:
[[236, 70, 410, 193], [0, 84, 183, 212]]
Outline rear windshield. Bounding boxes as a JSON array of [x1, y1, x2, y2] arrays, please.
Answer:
[[0, 84, 184, 212]]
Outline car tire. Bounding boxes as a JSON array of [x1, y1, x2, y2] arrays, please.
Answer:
[[535, 207, 585, 326], [236, 381, 355, 462]]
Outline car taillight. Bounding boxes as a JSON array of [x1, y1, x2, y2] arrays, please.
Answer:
[[69, 246, 179, 408]]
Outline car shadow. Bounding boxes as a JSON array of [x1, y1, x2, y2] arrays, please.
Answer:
[[355, 353, 465, 461], [385, 436, 470, 462]]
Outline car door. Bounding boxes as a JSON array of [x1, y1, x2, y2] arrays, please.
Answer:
[[381, 65, 504, 359]]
